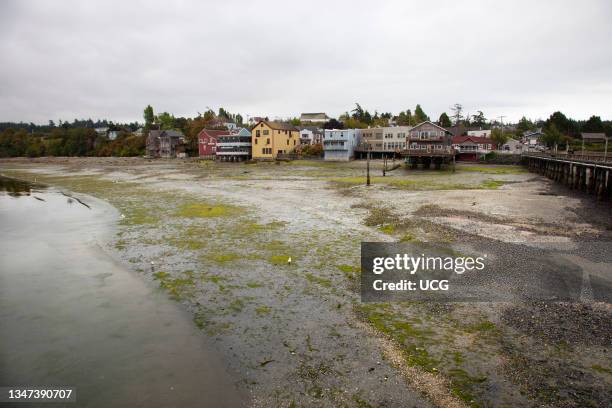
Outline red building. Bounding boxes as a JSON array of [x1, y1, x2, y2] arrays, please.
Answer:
[[198, 129, 230, 158], [452, 135, 496, 162]]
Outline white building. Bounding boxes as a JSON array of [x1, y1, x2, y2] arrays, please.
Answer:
[[323, 129, 361, 161], [523, 129, 544, 146], [467, 129, 491, 137], [499, 138, 525, 154], [298, 127, 323, 145], [300, 113, 329, 124], [108, 130, 119, 141], [382, 126, 411, 151]]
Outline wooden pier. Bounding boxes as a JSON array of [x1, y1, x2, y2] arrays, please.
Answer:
[[524, 154, 612, 201], [400, 149, 454, 170]]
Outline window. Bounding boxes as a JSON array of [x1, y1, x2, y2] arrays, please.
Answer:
[[255, 139, 258, 145], [256, 130, 260, 137], [266, 138, 270, 145], [293, 140, 296, 145], [263, 130, 269, 135], [286, 140, 289, 145]]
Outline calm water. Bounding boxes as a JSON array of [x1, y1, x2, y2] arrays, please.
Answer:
[[0, 176, 245, 407]]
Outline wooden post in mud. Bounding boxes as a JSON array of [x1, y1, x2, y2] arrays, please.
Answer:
[[382, 154, 386, 177], [366, 145, 371, 186]]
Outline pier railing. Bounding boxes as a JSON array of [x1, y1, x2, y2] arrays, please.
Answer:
[[523, 152, 611, 164]]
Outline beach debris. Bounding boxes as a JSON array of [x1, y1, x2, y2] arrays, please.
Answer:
[[259, 359, 275, 367], [60, 191, 91, 209], [33, 196, 45, 202]]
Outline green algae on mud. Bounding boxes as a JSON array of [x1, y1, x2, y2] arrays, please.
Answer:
[[153, 270, 196, 300], [329, 176, 510, 190], [458, 165, 527, 175], [356, 302, 498, 407], [175, 202, 241, 218]]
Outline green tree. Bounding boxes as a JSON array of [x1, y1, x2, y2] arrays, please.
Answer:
[[546, 111, 577, 136], [542, 124, 562, 148], [490, 127, 509, 147], [582, 115, 604, 133], [143, 105, 154, 128], [351, 103, 365, 121], [438, 112, 452, 127], [157, 112, 175, 130], [396, 110, 412, 126], [471, 110, 486, 127], [218, 107, 230, 120], [516, 116, 534, 133], [414, 104, 429, 123]]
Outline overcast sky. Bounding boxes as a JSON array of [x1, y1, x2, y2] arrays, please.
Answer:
[[1, 0, 611, 124]]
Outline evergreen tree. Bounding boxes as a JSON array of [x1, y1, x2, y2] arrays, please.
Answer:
[[143, 105, 154, 129], [414, 105, 429, 123], [438, 112, 452, 127]]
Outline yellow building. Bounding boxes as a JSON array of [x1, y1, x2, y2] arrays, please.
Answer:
[[251, 121, 300, 159]]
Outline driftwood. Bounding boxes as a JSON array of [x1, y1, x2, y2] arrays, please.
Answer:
[[61, 192, 91, 209]]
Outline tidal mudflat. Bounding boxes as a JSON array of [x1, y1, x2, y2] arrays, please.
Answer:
[[1, 157, 611, 408]]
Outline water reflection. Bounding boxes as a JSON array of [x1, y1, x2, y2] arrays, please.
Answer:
[[0, 175, 46, 197]]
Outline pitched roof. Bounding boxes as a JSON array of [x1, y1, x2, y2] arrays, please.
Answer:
[[198, 129, 230, 138], [300, 113, 329, 120], [581, 132, 606, 141], [255, 120, 299, 131], [411, 121, 452, 133], [452, 135, 494, 144]]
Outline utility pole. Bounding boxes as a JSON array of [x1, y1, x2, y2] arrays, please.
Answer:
[[366, 145, 371, 186], [497, 115, 506, 135], [382, 154, 386, 176]]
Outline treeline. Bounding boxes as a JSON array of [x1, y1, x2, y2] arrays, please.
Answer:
[[0, 105, 244, 158], [0, 118, 141, 133], [0, 128, 145, 158]]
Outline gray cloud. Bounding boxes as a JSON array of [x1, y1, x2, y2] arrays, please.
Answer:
[[1, 0, 611, 124]]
